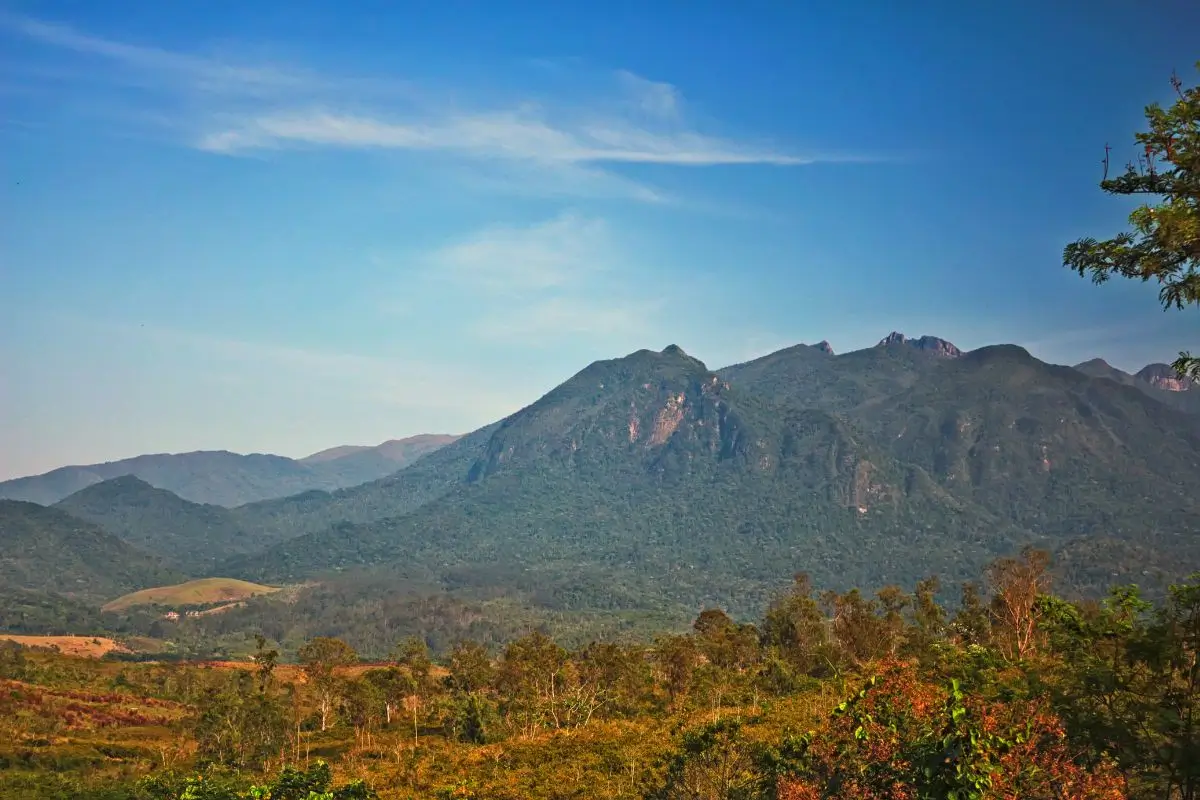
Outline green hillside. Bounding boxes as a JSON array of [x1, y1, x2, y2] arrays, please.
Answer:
[[222, 347, 1018, 614], [214, 342, 1200, 626], [55, 475, 280, 568], [0, 500, 184, 603], [0, 434, 459, 508]]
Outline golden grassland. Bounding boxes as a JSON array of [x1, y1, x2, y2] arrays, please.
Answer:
[[0, 635, 130, 658], [102, 578, 281, 613], [0, 647, 838, 800]]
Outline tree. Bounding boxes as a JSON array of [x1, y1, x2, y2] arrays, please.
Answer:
[[761, 573, 833, 676], [951, 580, 993, 647], [395, 636, 433, 746], [298, 636, 358, 732], [193, 669, 288, 770], [497, 631, 571, 735], [655, 634, 701, 711], [363, 666, 408, 728], [251, 634, 278, 693], [693, 609, 760, 671], [770, 662, 1126, 800], [904, 575, 947, 663], [342, 677, 384, 750], [649, 719, 762, 800], [1064, 63, 1200, 381], [444, 640, 496, 744], [985, 546, 1052, 662]]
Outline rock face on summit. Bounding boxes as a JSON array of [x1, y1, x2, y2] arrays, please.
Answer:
[[876, 332, 963, 358], [1137, 363, 1194, 393], [1072, 359, 1198, 414]]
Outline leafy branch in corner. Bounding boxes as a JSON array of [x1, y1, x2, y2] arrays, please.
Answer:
[[1064, 62, 1200, 382]]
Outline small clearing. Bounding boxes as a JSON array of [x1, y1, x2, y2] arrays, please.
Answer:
[[102, 577, 281, 612], [0, 635, 129, 658]]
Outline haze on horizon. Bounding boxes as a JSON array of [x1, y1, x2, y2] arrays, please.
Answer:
[[2, 0, 1198, 480]]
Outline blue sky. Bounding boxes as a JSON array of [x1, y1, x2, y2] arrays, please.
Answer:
[[2, 0, 1198, 479]]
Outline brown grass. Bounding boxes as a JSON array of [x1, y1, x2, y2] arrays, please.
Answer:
[[0, 635, 129, 658]]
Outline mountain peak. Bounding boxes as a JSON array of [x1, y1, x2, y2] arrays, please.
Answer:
[[1076, 358, 1113, 370], [661, 344, 688, 358], [962, 343, 1035, 366], [89, 474, 155, 491], [1137, 363, 1194, 392], [814, 340, 835, 355], [876, 332, 962, 358]]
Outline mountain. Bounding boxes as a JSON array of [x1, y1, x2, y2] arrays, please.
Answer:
[[217, 337, 1200, 619], [846, 345, 1200, 584], [875, 331, 964, 358], [1073, 358, 1200, 414], [717, 333, 948, 412], [1137, 363, 1198, 395], [222, 345, 1028, 615], [230, 426, 500, 538], [0, 500, 183, 603], [54, 476, 281, 569], [0, 435, 459, 507], [297, 434, 461, 486], [302, 434, 459, 464]]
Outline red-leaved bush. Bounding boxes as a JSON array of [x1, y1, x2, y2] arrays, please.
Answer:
[[772, 660, 1125, 800]]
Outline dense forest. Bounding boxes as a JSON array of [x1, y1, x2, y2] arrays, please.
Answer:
[[3, 550, 1200, 799]]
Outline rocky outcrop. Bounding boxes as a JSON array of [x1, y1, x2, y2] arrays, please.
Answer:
[[876, 332, 963, 358], [1136, 363, 1194, 392]]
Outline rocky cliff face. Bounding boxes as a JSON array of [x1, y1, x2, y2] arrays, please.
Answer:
[[876, 332, 963, 358], [1137, 363, 1194, 393]]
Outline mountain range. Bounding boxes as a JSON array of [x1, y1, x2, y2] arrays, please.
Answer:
[[1, 332, 1197, 653], [0, 434, 459, 507], [1072, 358, 1200, 414]]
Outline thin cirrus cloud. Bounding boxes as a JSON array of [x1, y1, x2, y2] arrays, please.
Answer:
[[0, 13, 326, 98], [196, 107, 813, 168], [1, 12, 869, 189], [419, 211, 669, 346], [423, 212, 613, 292]]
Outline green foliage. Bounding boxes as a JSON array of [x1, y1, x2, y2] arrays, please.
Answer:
[[134, 762, 375, 800], [54, 478, 269, 570], [1064, 63, 1200, 381], [0, 501, 184, 604], [648, 719, 762, 800], [5, 557, 1200, 799], [200, 340, 1200, 659]]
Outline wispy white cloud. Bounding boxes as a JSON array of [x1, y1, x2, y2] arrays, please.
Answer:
[[0, 13, 322, 98], [425, 212, 612, 292], [2, 12, 882, 205], [419, 211, 670, 346], [616, 69, 682, 120], [195, 107, 810, 166]]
